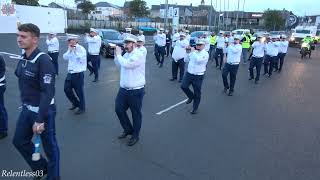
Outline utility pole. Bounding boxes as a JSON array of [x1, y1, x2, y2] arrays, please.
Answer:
[[218, 0, 221, 30], [165, 0, 168, 30], [241, 0, 245, 28], [226, 0, 229, 30], [236, 0, 240, 29], [209, 0, 212, 30]]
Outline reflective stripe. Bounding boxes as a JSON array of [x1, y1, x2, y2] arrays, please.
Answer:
[[122, 86, 145, 91], [29, 52, 46, 63], [0, 75, 5, 82], [0, 83, 5, 86]]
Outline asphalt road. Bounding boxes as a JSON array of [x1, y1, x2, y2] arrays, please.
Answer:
[[0, 34, 320, 180]]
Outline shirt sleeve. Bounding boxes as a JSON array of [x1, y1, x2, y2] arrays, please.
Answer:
[[38, 55, 56, 123], [63, 50, 72, 60], [0, 56, 5, 78], [46, 39, 53, 46], [116, 51, 143, 69], [76, 47, 87, 64], [86, 36, 99, 43]]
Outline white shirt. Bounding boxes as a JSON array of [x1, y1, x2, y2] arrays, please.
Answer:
[[279, 41, 289, 53], [172, 38, 189, 61], [155, 33, 166, 47], [204, 37, 210, 52], [63, 44, 87, 73], [228, 36, 235, 44], [114, 48, 145, 89], [137, 46, 147, 60], [85, 35, 102, 55], [265, 41, 279, 57], [226, 43, 242, 64], [46, 37, 59, 52], [186, 34, 191, 42], [252, 41, 266, 58], [137, 34, 145, 43], [216, 36, 226, 49], [185, 49, 209, 75], [172, 32, 180, 47]]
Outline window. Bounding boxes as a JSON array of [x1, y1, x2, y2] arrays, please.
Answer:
[[296, 30, 311, 34]]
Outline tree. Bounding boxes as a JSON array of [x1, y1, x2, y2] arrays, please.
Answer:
[[129, 0, 149, 18], [77, 0, 95, 15], [13, 0, 39, 6], [263, 9, 286, 31]]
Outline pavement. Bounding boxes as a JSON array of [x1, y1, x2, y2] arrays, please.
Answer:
[[0, 33, 320, 180]]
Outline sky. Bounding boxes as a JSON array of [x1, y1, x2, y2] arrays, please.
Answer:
[[38, 0, 320, 16]]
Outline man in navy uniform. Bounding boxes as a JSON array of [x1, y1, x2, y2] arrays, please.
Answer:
[[0, 55, 8, 139], [222, 36, 242, 96], [181, 39, 209, 114], [63, 34, 87, 115], [46, 32, 59, 76], [154, 28, 166, 67], [13, 23, 60, 180], [114, 35, 145, 146], [171, 32, 189, 82], [249, 35, 266, 84], [85, 28, 101, 82]]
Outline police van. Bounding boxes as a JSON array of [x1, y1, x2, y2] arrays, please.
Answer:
[[289, 26, 317, 46]]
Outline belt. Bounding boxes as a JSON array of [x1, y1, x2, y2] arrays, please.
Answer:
[[227, 62, 240, 65], [24, 99, 55, 113], [189, 72, 204, 76], [68, 70, 83, 74], [122, 86, 144, 91], [48, 51, 59, 53]]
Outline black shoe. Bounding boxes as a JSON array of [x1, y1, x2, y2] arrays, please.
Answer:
[[267, 74, 271, 78], [170, 78, 177, 81], [263, 73, 268, 76], [127, 137, 139, 146], [92, 79, 99, 82], [223, 88, 229, 93], [274, 69, 278, 72], [278, 69, 282, 73], [69, 105, 78, 110], [178, 79, 182, 83], [0, 132, 8, 140], [190, 109, 198, 114], [228, 91, 234, 96], [89, 71, 93, 76], [216, 66, 219, 69], [159, 64, 163, 68], [75, 109, 85, 115], [255, 81, 259, 84], [186, 98, 193, 104], [118, 132, 132, 139], [248, 77, 254, 80]]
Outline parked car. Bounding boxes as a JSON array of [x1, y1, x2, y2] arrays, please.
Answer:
[[139, 26, 158, 32], [97, 29, 124, 57], [189, 31, 210, 47]]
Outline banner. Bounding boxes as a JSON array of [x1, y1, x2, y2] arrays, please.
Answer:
[[1, 0, 16, 16]]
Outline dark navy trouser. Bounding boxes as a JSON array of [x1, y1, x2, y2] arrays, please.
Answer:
[[64, 72, 85, 111], [264, 55, 277, 76], [0, 85, 8, 133], [222, 63, 239, 92], [155, 46, 165, 65], [181, 72, 204, 111], [13, 105, 60, 180], [249, 57, 263, 82], [172, 58, 185, 80], [87, 54, 100, 80], [48, 52, 59, 75], [115, 88, 145, 138], [215, 48, 224, 69]]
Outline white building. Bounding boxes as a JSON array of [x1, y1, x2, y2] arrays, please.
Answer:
[[90, 2, 123, 20]]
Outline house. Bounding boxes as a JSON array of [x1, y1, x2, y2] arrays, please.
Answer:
[[90, 2, 123, 20]]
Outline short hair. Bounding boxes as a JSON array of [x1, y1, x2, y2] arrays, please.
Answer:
[[18, 23, 40, 38]]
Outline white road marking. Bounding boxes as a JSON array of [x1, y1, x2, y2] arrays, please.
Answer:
[[156, 99, 188, 115]]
